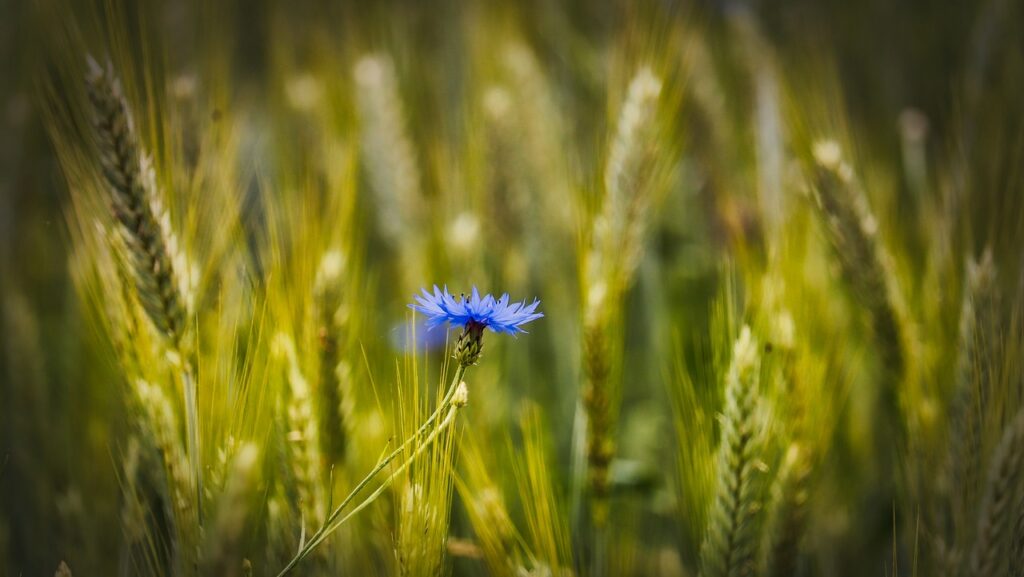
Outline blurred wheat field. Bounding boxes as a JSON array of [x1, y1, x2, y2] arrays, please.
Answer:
[[2, 0, 1024, 576]]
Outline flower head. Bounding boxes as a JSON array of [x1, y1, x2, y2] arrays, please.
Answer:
[[410, 285, 543, 335]]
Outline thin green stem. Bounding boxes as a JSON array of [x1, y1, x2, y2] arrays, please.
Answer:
[[182, 362, 203, 529], [300, 403, 462, 561], [274, 362, 468, 577], [593, 524, 608, 577]]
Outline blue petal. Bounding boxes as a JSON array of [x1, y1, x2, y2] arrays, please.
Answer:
[[408, 285, 543, 335]]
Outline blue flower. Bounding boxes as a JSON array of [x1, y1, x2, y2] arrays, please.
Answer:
[[410, 285, 543, 335]]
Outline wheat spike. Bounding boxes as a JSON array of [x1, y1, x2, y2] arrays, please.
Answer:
[[501, 43, 574, 231], [968, 408, 1024, 577], [274, 334, 327, 541], [457, 435, 521, 577], [599, 66, 664, 287], [763, 444, 811, 577], [809, 140, 908, 444], [582, 310, 614, 525], [942, 250, 999, 567], [87, 59, 205, 527], [353, 54, 423, 245], [700, 326, 764, 577], [583, 67, 664, 527], [459, 483, 520, 577], [810, 141, 906, 374], [313, 251, 351, 467], [120, 431, 176, 575], [203, 444, 260, 577], [1013, 498, 1024, 577], [134, 378, 199, 574], [85, 57, 190, 346]]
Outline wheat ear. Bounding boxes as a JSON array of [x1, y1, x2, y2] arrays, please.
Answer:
[[968, 408, 1024, 577], [134, 378, 199, 573], [809, 141, 908, 442], [763, 443, 811, 577], [353, 55, 423, 243], [85, 57, 189, 346], [275, 335, 326, 521], [274, 334, 327, 553], [1013, 498, 1024, 577], [700, 327, 764, 577], [599, 66, 664, 286], [942, 251, 999, 567], [86, 57, 203, 526], [202, 444, 260, 577], [582, 307, 613, 525], [458, 439, 521, 577], [314, 251, 352, 467], [583, 67, 663, 527]]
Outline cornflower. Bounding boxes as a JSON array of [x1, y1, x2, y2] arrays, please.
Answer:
[[410, 285, 543, 366]]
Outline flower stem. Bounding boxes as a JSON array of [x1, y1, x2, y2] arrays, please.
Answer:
[[301, 402, 463, 558], [274, 361, 468, 577]]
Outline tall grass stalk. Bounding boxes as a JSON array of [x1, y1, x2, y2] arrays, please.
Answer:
[[670, 343, 718, 566], [513, 404, 575, 576], [700, 326, 765, 577], [809, 140, 910, 449], [353, 53, 426, 288], [134, 378, 199, 573], [941, 250, 999, 568], [1013, 500, 1024, 577], [457, 437, 522, 577], [22, 3, 1024, 576], [968, 407, 1024, 577], [583, 66, 663, 528], [763, 443, 811, 577], [273, 334, 326, 539], [394, 358, 461, 577], [275, 355, 470, 576], [202, 444, 259, 577], [314, 250, 351, 468], [84, 58, 204, 528]]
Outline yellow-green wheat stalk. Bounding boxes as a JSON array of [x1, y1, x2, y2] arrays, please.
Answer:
[[84, 58, 204, 530], [1013, 498, 1024, 577], [582, 65, 663, 526], [353, 53, 427, 289], [513, 404, 575, 577], [700, 326, 765, 577], [201, 444, 260, 577], [134, 378, 200, 574], [808, 139, 911, 448], [275, 363, 470, 576], [762, 443, 811, 577], [392, 357, 461, 577], [273, 333, 327, 546], [314, 250, 352, 468], [457, 436, 522, 577], [940, 250, 1000, 570], [84, 58, 191, 346], [968, 407, 1024, 577]]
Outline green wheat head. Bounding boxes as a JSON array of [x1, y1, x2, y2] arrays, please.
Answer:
[[700, 326, 766, 577]]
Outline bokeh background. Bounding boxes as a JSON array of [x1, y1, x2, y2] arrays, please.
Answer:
[[2, 0, 1023, 576]]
